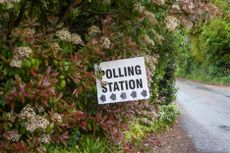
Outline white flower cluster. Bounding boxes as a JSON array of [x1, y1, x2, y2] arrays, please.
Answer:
[[183, 0, 195, 10], [25, 115, 49, 132], [143, 35, 155, 46], [19, 105, 49, 132], [15, 47, 32, 58], [50, 43, 61, 51], [100, 37, 111, 49], [56, 29, 72, 42], [18, 104, 36, 120], [25, 122, 37, 132], [40, 134, 51, 144], [133, 3, 157, 24], [172, 3, 181, 12], [102, 0, 110, 5], [88, 25, 101, 36], [35, 116, 50, 130], [10, 57, 22, 68], [0, 0, 21, 9], [56, 29, 83, 45], [181, 19, 193, 30], [0, 0, 20, 3], [144, 10, 157, 24], [152, 0, 165, 5], [145, 55, 159, 86], [51, 113, 62, 123], [155, 33, 165, 44], [133, 3, 145, 13], [71, 33, 83, 45], [165, 15, 180, 31], [4, 130, 21, 142], [10, 47, 32, 68]]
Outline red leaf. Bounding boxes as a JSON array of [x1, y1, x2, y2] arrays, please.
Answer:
[[96, 112, 103, 122], [0, 141, 4, 151], [71, 53, 79, 64], [85, 72, 92, 77], [59, 132, 69, 145], [13, 142, 26, 153], [88, 115, 95, 120], [72, 111, 85, 120], [80, 121, 88, 130], [124, 144, 132, 153], [102, 120, 114, 129], [30, 69, 37, 76]]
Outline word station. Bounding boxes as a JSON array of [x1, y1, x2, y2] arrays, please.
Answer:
[[95, 57, 150, 104]]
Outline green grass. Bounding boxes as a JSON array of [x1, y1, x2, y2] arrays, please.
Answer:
[[150, 103, 179, 133], [46, 136, 109, 153], [177, 72, 230, 86], [124, 103, 179, 142], [47, 103, 180, 153]]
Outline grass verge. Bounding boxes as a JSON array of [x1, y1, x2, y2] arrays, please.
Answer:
[[177, 71, 230, 86], [46, 103, 179, 153], [124, 103, 179, 142]]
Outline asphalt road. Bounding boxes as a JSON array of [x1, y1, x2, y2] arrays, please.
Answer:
[[176, 79, 230, 153]]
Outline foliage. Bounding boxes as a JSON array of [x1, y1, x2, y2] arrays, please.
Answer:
[[212, 0, 230, 16], [151, 103, 179, 132], [0, 0, 218, 152], [177, 70, 230, 85], [199, 18, 230, 75], [124, 103, 179, 143], [177, 8, 230, 84], [47, 136, 109, 153], [124, 102, 156, 143], [75, 136, 108, 153]]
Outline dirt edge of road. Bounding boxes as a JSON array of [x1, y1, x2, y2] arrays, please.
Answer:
[[136, 118, 206, 153]]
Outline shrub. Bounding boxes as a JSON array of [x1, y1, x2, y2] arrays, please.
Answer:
[[124, 103, 179, 143], [151, 103, 179, 132], [0, 0, 217, 152], [199, 18, 230, 75]]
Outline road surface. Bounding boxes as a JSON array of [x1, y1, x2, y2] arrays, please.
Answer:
[[176, 79, 230, 153]]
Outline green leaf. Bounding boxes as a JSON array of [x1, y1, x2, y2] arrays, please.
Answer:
[[60, 80, 66, 88], [23, 59, 31, 68], [45, 123, 54, 134]]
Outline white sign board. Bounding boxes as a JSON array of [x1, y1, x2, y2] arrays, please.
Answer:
[[95, 57, 150, 104]]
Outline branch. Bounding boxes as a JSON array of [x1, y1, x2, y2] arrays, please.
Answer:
[[8, 10, 16, 35], [14, 0, 27, 27], [58, 1, 87, 25], [85, 9, 119, 15], [7, 0, 27, 37], [0, 55, 10, 63], [29, 0, 35, 17]]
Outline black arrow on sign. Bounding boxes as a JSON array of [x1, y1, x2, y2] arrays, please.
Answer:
[[141, 90, 147, 97], [110, 93, 116, 101], [130, 91, 137, 98], [120, 92, 127, 100], [100, 95, 106, 102]]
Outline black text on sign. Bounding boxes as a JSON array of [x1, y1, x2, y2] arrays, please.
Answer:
[[95, 57, 150, 104]]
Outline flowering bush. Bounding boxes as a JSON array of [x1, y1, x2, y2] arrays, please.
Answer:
[[0, 0, 219, 152]]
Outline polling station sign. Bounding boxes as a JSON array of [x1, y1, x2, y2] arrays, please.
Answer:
[[95, 57, 150, 104]]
